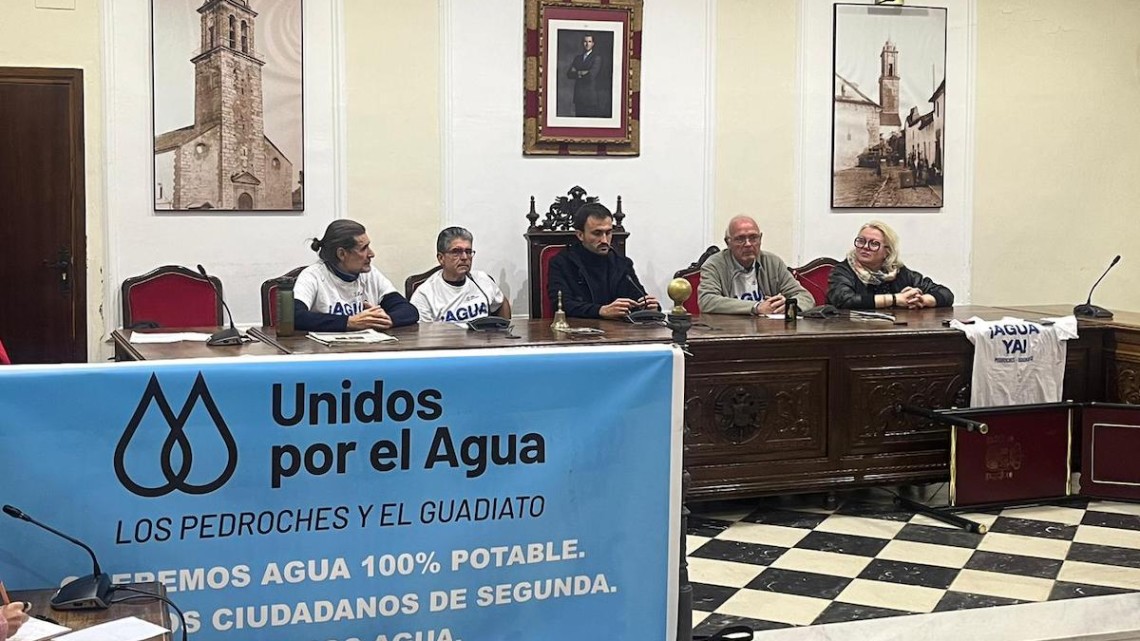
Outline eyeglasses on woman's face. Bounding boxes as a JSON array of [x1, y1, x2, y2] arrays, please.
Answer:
[[853, 237, 883, 251]]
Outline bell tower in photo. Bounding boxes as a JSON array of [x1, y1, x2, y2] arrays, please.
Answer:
[[192, 0, 266, 209], [154, 0, 299, 211], [878, 39, 901, 128]]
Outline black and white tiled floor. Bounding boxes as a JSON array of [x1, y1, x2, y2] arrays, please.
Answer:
[[687, 488, 1140, 635]]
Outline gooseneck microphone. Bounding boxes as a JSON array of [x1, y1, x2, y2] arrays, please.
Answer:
[[467, 275, 494, 315], [3, 505, 112, 610], [1074, 255, 1121, 319], [624, 274, 665, 322], [196, 264, 243, 346]]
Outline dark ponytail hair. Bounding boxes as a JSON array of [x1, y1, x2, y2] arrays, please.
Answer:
[[310, 219, 367, 263]]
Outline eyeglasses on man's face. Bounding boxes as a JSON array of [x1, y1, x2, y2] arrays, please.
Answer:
[[730, 234, 761, 246], [444, 248, 476, 257], [853, 237, 883, 251]]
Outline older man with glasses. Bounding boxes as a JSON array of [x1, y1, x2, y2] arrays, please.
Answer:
[[698, 215, 814, 315], [411, 227, 511, 323]]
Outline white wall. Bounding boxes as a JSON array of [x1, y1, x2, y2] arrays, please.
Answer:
[[102, 0, 345, 329], [442, 0, 715, 313], [797, 0, 975, 302]]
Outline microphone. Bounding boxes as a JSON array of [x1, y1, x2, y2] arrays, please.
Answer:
[[467, 275, 494, 315], [624, 274, 665, 323], [3, 505, 112, 610], [1074, 255, 1120, 319], [197, 264, 243, 346]]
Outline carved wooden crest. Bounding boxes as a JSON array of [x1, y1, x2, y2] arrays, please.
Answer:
[[714, 384, 769, 444], [525, 186, 625, 232]]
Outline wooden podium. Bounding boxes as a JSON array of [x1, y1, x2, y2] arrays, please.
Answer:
[[943, 403, 1140, 507]]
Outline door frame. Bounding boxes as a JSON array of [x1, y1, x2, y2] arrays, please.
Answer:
[[0, 67, 87, 361]]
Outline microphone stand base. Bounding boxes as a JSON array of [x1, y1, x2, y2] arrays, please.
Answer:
[[207, 326, 244, 346], [1074, 304, 1114, 319], [51, 573, 112, 610]]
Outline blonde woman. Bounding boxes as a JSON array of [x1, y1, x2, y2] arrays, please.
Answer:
[[827, 221, 953, 310]]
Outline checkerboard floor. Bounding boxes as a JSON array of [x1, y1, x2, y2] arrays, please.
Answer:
[[687, 487, 1140, 635]]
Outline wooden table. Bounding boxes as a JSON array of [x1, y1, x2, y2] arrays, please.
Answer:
[[11, 582, 171, 640], [111, 305, 1129, 500], [111, 328, 287, 361]]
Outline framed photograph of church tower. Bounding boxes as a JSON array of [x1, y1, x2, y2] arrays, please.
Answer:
[[831, 4, 946, 209], [152, 0, 305, 212]]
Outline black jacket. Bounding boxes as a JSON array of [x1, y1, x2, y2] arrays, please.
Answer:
[[547, 243, 649, 318], [827, 260, 954, 309]]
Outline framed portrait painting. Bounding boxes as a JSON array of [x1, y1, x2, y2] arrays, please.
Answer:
[[152, 0, 305, 212], [831, 3, 946, 209], [523, 0, 643, 156]]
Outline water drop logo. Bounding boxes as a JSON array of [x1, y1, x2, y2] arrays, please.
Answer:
[[114, 372, 238, 497]]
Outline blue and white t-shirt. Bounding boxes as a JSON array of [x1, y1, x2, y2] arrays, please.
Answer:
[[951, 315, 1078, 407], [730, 261, 763, 303], [293, 263, 399, 317], [411, 270, 505, 324]]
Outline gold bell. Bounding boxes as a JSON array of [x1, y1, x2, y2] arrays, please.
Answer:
[[551, 291, 571, 332]]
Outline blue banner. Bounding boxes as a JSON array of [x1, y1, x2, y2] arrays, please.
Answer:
[[0, 345, 681, 641]]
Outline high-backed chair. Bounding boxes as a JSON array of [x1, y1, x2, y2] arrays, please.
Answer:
[[790, 257, 840, 307], [673, 246, 720, 315], [405, 266, 442, 300], [260, 266, 307, 327], [524, 186, 629, 318], [121, 265, 224, 329]]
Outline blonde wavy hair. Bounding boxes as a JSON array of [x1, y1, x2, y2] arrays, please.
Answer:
[[857, 220, 903, 272]]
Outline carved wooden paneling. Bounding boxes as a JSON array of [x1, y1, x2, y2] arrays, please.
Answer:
[[685, 363, 826, 459], [1061, 347, 1090, 402], [1110, 360, 1140, 405], [847, 360, 970, 451]]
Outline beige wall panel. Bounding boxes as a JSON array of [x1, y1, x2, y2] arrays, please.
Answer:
[[0, 0, 105, 359], [715, 0, 799, 261], [973, 0, 1140, 310], [343, 0, 443, 287]]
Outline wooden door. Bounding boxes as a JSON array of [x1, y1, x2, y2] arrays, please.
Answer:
[[0, 68, 87, 363]]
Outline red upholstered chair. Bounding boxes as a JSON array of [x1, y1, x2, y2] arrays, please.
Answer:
[[790, 257, 839, 307], [0, 338, 10, 365], [404, 266, 442, 300], [673, 246, 720, 315], [538, 245, 568, 319], [260, 266, 307, 327], [122, 265, 224, 329], [524, 186, 629, 318]]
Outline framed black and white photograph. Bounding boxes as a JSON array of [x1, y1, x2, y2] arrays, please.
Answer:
[[831, 3, 946, 209], [152, 0, 305, 212], [553, 28, 616, 121], [523, 0, 642, 156]]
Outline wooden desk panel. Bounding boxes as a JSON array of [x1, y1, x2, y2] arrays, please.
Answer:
[[112, 306, 1115, 499], [12, 582, 171, 640]]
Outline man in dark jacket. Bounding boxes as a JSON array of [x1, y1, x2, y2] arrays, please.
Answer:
[[547, 203, 658, 319]]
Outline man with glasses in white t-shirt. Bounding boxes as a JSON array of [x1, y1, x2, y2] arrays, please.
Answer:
[[697, 215, 814, 315], [411, 227, 511, 324]]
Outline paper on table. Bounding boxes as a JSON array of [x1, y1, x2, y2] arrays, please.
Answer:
[[10, 617, 71, 641], [129, 332, 212, 344], [53, 617, 168, 641], [306, 329, 397, 345]]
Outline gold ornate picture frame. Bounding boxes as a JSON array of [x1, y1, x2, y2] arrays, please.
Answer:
[[523, 0, 643, 156]]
